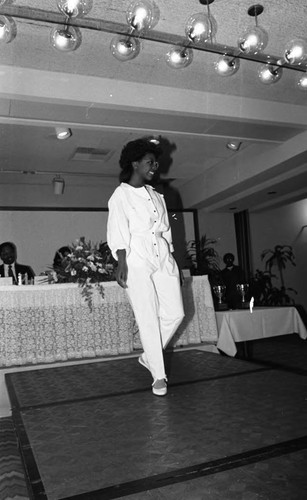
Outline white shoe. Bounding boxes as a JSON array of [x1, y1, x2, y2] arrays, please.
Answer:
[[152, 379, 167, 396]]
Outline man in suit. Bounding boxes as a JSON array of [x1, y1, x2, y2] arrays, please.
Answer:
[[0, 241, 35, 284], [220, 252, 246, 309]]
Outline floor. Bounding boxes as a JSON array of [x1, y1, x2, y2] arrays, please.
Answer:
[[1, 334, 307, 500]]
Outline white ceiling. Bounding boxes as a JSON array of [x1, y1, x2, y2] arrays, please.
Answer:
[[0, 0, 306, 212]]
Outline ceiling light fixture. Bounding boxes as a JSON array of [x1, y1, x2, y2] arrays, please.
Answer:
[[0, 2, 306, 91], [126, 0, 159, 33], [238, 4, 268, 55], [53, 175, 65, 195], [226, 140, 242, 151], [53, 1, 91, 52], [185, 0, 217, 45], [214, 55, 240, 76], [0, 15, 16, 43], [297, 72, 307, 91], [258, 64, 283, 85], [51, 24, 82, 51], [166, 46, 194, 69], [55, 127, 72, 140], [166, 0, 216, 70], [56, 0, 93, 19], [110, 35, 141, 61], [111, 0, 159, 61], [284, 38, 307, 65]]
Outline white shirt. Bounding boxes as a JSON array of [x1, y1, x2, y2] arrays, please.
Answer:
[[107, 183, 174, 262], [4, 263, 17, 280]]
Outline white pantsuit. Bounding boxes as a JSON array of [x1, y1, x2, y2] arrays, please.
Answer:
[[107, 182, 184, 380]]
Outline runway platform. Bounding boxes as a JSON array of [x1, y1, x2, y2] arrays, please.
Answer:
[[5, 348, 307, 499]]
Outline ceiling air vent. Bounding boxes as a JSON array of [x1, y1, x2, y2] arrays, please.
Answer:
[[71, 147, 113, 162]]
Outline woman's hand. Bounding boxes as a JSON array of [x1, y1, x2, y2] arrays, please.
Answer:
[[116, 249, 128, 288]]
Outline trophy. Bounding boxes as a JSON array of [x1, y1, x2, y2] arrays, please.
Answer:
[[236, 283, 249, 308], [213, 285, 227, 310]]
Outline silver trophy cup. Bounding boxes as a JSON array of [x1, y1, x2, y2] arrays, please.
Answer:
[[236, 283, 249, 305], [213, 285, 226, 306]]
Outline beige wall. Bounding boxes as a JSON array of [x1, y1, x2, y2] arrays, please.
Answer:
[[0, 177, 116, 274], [0, 179, 197, 275], [197, 209, 237, 268], [250, 198, 307, 312], [0, 176, 117, 208]]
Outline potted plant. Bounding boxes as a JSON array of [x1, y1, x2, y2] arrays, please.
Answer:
[[185, 234, 222, 290], [249, 245, 297, 306], [261, 245, 296, 288]]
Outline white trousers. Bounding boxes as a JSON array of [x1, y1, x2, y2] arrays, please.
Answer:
[[126, 253, 184, 380]]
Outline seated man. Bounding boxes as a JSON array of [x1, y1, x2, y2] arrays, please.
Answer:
[[220, 252, 246, 309], [0, 241, 35, 284]]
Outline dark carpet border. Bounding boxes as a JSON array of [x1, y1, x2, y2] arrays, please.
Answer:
[[4, 372, 20, 410], [11, 409, 48, 500], [59, 436, 307, 500], [7, 367, 271, 412]]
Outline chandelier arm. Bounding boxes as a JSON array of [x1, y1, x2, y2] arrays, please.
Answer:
[[0, 4, 305, 73]]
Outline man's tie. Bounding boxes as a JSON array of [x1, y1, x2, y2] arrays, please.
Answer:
[[8, 265, 16, 284]]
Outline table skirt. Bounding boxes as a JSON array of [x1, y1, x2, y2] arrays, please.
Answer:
[[0, 276, 218, 367]]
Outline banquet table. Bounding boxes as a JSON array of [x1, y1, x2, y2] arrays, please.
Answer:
[[216, 306, 307, 357], [0, 275, 218, 367]]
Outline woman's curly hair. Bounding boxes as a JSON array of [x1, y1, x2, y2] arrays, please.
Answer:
[[119, 138, 162, 183]]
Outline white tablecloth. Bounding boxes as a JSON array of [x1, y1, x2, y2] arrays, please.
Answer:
[[216, 306, 307, 357], [0, 275, 217, 367]]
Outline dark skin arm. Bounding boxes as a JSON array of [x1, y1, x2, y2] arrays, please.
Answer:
[[116, 249, 128, 288], [172, 253, 184, 286], [116, 250, 182, 288]]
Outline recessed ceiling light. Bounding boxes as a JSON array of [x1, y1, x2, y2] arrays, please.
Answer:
[[55, 127, 72, 140], [226, 140, 242, 151]]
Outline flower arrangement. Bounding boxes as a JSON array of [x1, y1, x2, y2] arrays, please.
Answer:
[[51, 237, 116, 310]]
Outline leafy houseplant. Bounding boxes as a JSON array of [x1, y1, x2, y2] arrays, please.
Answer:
[[185, 234, 221, 285], [250, 245, 297, 306], [261, 245, 296, 289], [51, 237, 116, 311]]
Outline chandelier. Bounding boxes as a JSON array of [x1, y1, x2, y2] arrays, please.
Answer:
[[0, 0, 306, 91]]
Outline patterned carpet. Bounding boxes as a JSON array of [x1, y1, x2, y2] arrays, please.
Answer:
[[0, 417, 29, 500], [1, 334, 307, 500]]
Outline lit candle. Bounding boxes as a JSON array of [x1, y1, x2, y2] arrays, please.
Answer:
[[249, 296, 254, 313]]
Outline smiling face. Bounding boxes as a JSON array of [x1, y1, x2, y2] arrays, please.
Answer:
[[130, 153, 159, 186]]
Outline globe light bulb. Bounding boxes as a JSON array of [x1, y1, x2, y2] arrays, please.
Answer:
[[110, 35, 141, 61], [50, 25, 82, 52], [238, 26, 268, 54], [56, 127, 72, 140], [214, 55, 240, 76], [126, 0, 159, 32], [165, 46, 193, 69], [258, 64, 283, 85], [0, 15, 16, 43], [297, 73, 307, 91], [284, 39, 307, 65], [56, 0, 93, 18], [185, 12, 217, 44]]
